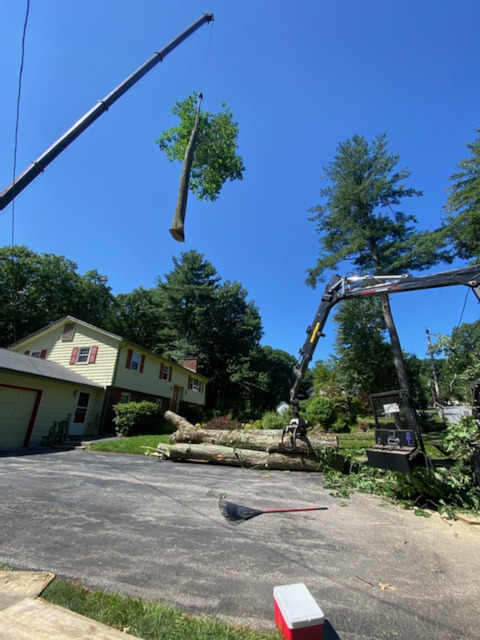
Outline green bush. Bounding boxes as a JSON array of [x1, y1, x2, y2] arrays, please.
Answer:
[[113, 401, 164, 437], [259, 411, 290, 430], [305, 396, 337, 430]]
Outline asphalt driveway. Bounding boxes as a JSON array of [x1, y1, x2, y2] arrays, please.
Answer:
[[1, 448, 479, 639]]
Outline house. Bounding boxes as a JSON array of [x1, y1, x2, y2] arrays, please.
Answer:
[[275, 401, 290, 415], [0, 348, 104, 448], [4, 316, 208, 447]]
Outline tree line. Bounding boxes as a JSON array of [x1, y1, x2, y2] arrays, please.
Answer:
[[1, 126, 478, 418], [0, 246, 299, 418]]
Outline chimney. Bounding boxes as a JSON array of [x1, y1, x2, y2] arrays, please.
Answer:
[[182, 357, 198, 372]]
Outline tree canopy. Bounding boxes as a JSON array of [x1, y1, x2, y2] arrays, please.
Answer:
[[443, 126, 480, 262], [430, 322, 480, 401], [307, 133, 449, 284], [306, 133, 450, 393], [0, 246, 114, 346], [154, 250, 265, 415], [156, 92, 245, 202]]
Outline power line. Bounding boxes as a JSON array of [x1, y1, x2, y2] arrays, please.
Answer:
[[8, 0, 30, 344], [9, 0, 31, 244]]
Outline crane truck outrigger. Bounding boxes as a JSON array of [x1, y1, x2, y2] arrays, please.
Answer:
[[284, 265, 480, 473]]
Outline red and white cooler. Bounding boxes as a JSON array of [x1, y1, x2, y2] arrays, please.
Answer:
[[273, 583, 324, 640]]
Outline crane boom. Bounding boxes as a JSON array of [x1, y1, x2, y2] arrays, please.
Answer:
[[0, 13, 214, 211], [283, 264, 480, 461], [291, 265, 480, 406]]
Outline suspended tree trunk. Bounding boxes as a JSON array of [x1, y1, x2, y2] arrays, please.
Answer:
[[169, 95, 202, 242]]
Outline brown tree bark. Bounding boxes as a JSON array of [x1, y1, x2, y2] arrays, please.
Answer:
[[164, 410, 196, 431], [380, 294, 411, 393], [169, 425, 337, 452], [156, 442, 321, 471], [164, 411, 338, 452]]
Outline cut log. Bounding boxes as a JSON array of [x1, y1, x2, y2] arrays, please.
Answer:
[[164, 410, 196, 431], [168, 425, 338, 452], [156, 442, 320, 471], [164, 409, 337, 451]]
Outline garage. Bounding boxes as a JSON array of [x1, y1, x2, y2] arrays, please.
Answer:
[[1, 349, 104, 449], [0, 385, 40, 448]]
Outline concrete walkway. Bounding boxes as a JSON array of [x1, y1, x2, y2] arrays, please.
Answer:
[[0, 571, 142, 640]]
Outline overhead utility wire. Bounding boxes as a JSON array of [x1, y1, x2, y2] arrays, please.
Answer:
[[8, 0, 30, 344], [8, 0, 30, 242]]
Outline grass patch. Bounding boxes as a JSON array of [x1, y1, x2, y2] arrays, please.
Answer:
[[42, 577, 280, 640], [87, 435, 170, 455], [337, 432, 375, 450]]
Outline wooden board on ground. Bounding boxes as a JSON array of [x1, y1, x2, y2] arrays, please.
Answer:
[[0, 571, 54, 610], [0, 597, 143, 640]]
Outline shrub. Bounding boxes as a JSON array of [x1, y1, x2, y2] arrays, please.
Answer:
[[259, 411, 290, 430], [113, 401, 164, 437], [203, 415, 243, 430], [305, 396, 337, 430]]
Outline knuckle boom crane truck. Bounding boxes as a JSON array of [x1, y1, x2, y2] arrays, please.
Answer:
[[284, 265, 480, 473]]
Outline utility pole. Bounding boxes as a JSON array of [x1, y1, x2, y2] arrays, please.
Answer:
[[426, 328, 444, 416]]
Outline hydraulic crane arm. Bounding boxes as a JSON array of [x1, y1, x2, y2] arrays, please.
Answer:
[[0, 13, 214, 211], [290, 265, 480, 409]]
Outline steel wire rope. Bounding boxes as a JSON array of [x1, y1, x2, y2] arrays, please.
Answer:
[[199, 17, 214, 95]]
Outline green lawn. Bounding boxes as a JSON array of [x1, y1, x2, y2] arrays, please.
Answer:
[[41, 577, 280, 640], [87, 434, 170, 455], [337, 430, 446, 458], [89, 430, 447, 460]]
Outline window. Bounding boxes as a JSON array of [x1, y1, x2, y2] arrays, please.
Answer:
[[29, 349, 47, 359], [125, 349, 145, 373], [120, 392, 131, 403], [188, 376, 204, 393], [70, 346, 98, 365], [73, 392, 90, 423], [131, 352, 140, 371], [159, 363, 171, 381], [77, 347, 91, 364]]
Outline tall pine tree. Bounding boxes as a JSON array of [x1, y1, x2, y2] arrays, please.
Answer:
[[307, 133, 450, 394], [443, 126, 480, 262]]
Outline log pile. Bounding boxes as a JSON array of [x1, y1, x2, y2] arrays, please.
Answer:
[[154, 410, 339, 472]]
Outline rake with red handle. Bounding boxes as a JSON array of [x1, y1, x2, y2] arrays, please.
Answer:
[[219, 498, 328, 525]]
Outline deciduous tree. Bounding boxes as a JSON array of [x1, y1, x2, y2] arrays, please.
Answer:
[[0, 246, 114, 346], [157, 92, 245, 202]]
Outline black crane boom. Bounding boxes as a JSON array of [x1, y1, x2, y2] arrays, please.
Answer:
[[0, 13, 214, 211]]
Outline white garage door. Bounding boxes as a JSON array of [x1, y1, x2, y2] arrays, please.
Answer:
[[0, 386, 38, 448]]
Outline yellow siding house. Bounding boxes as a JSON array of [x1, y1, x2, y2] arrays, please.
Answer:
[[5, 316, 207, 446]]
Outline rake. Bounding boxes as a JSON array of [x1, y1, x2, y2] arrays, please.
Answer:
[[219, 498, 328, 525]]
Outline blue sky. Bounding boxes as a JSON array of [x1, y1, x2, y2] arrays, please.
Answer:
[[1, 1, 479, 363]]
